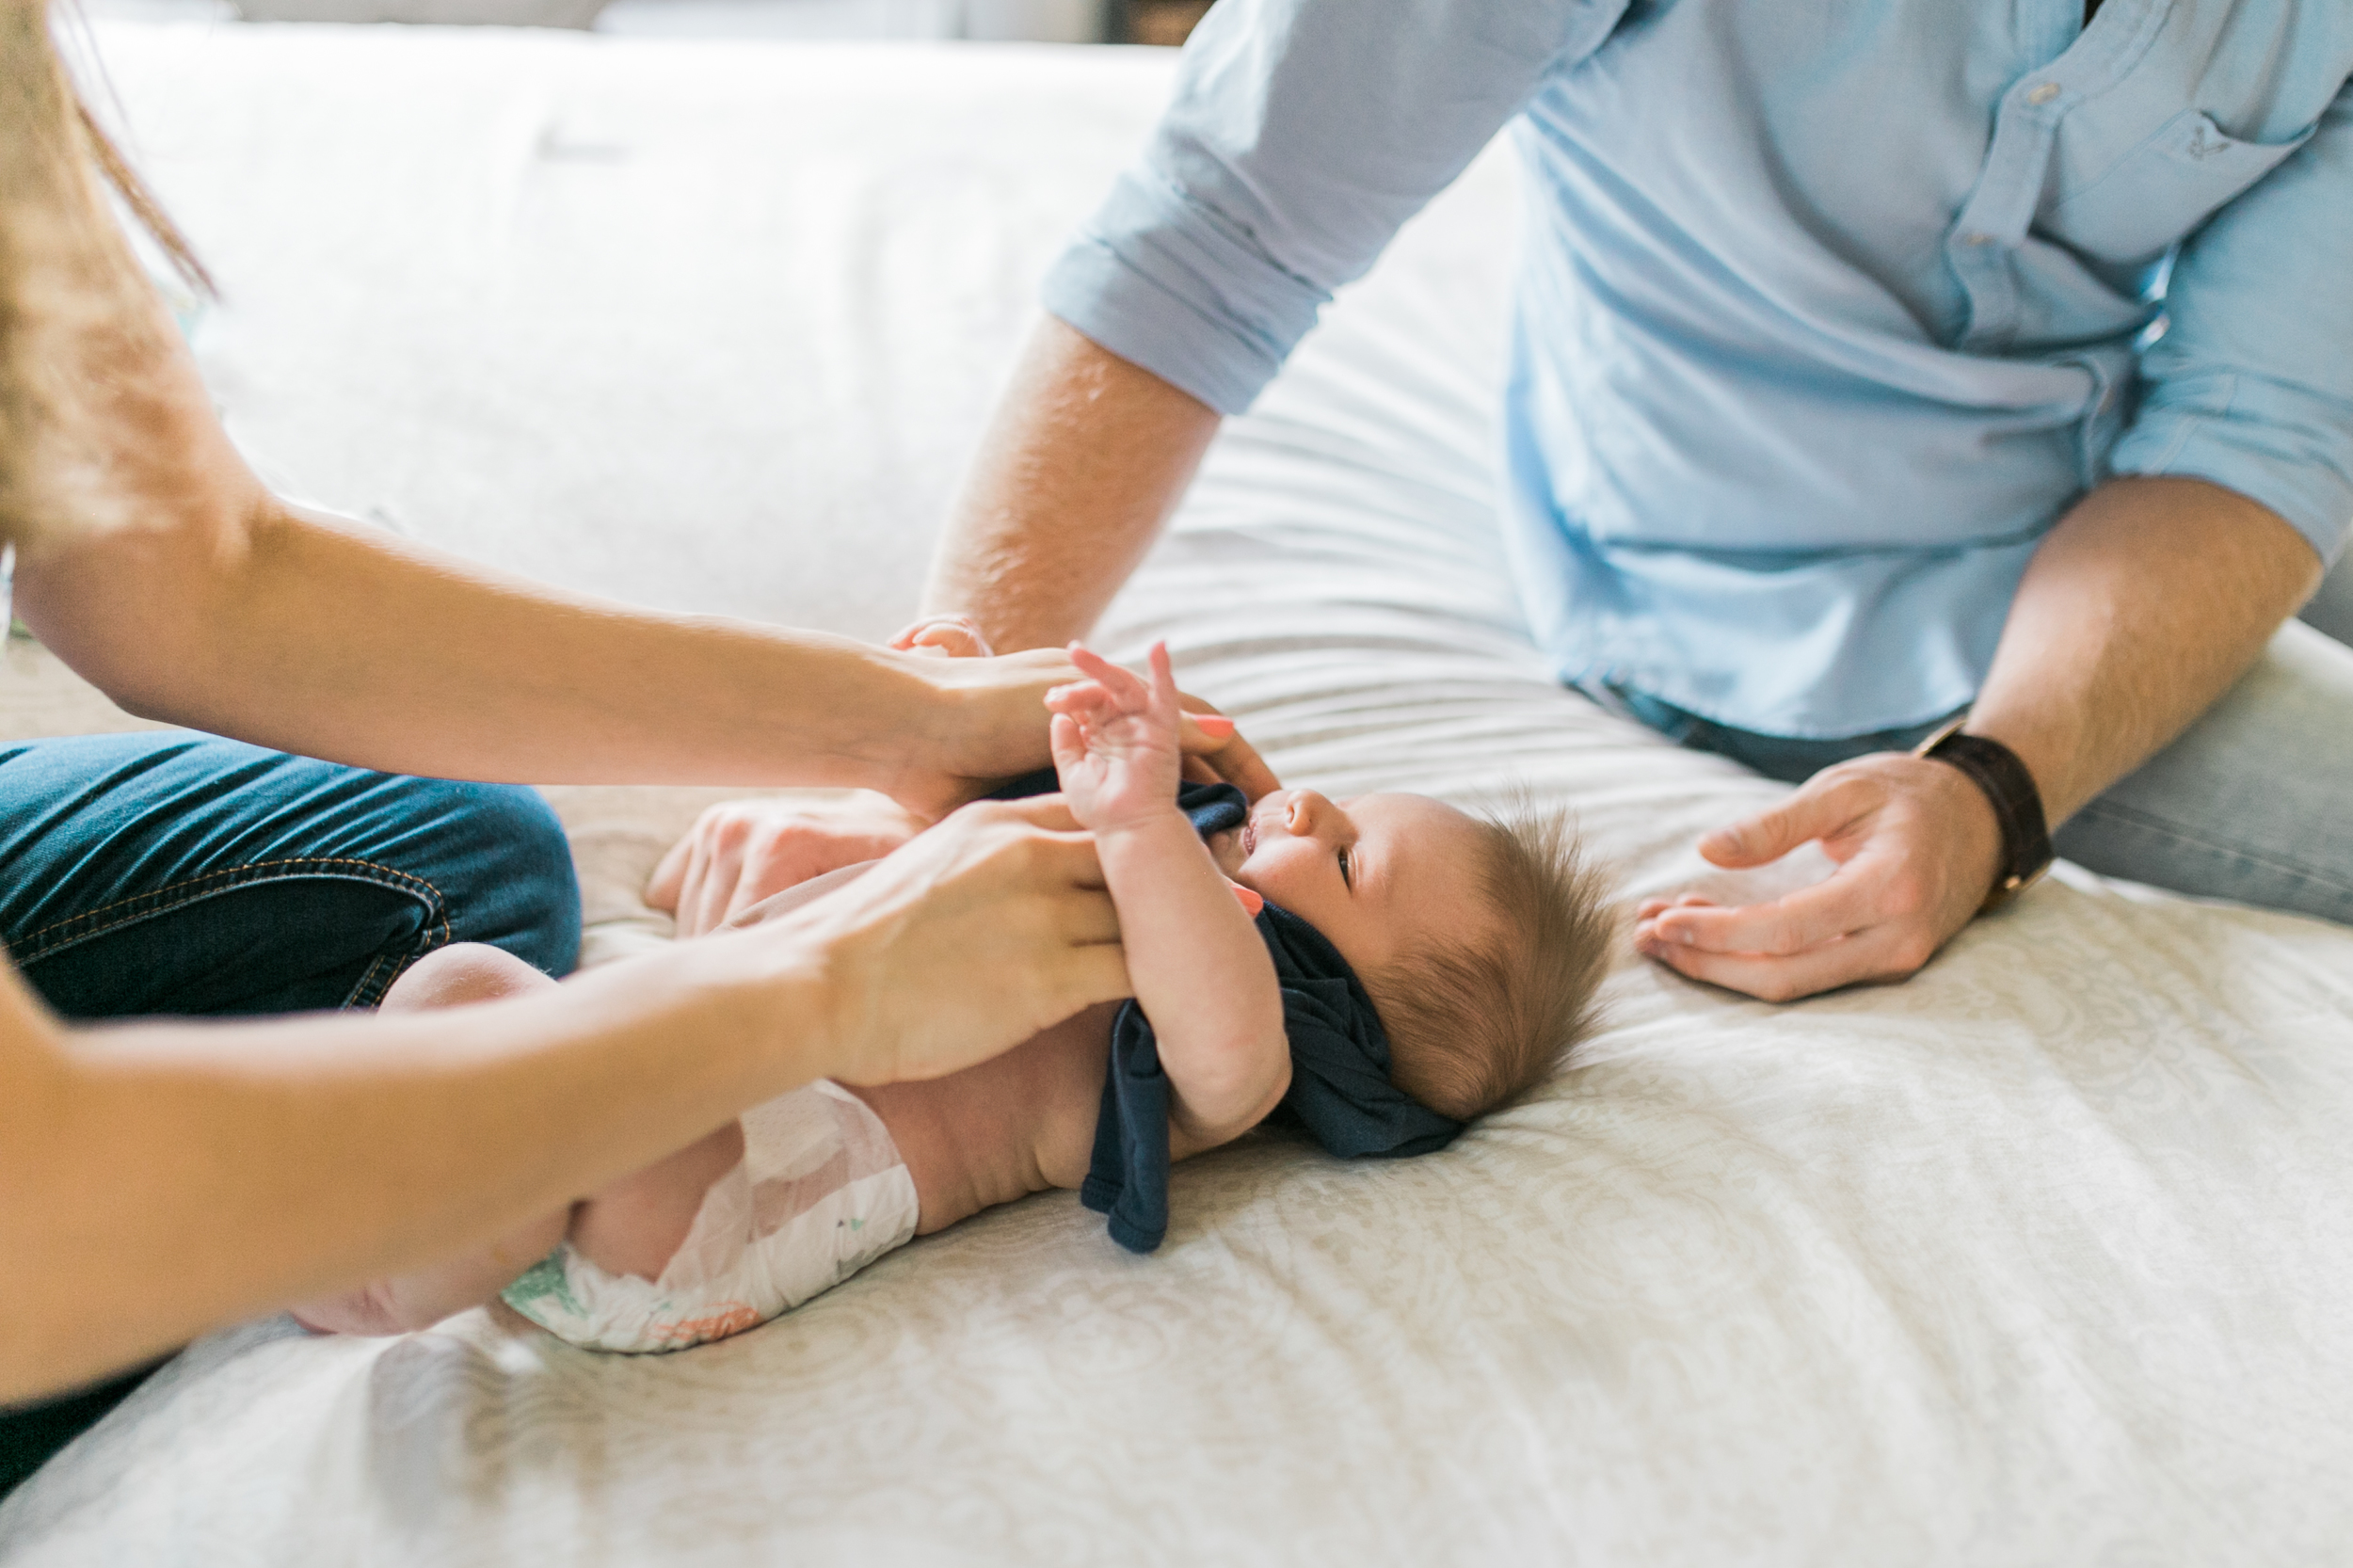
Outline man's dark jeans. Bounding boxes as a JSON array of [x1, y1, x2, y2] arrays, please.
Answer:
[[0, 732, 582, 1504]]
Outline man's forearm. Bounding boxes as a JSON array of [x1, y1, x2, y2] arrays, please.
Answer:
[[923, 316, 1221, 650], [1968, 476, 2323, 824], [1635, 475, 2325, 1002]]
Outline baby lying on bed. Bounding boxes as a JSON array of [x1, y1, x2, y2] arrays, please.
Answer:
[[295, 640, 1609, 1352]]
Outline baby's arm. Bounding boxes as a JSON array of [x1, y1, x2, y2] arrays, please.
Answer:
[[1049, 644, 1289, 1149]]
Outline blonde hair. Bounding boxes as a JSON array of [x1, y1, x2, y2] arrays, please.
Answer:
[[1, 0, 209, 551], [1368, 798, 1612, 1123]]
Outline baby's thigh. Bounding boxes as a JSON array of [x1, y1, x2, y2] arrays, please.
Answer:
[[380, 942, 555, 1012], [568, 1120, 747, 1281]]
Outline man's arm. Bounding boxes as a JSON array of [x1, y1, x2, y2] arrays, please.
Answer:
[[923, 318, 1220, 651], [1635, 476, 2321, 1000], [1637, 74, 2353, 1002], [926, 0, 1604, 649]]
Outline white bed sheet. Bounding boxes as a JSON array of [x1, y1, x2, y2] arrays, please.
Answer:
[[4, 22, 2352, 1564]]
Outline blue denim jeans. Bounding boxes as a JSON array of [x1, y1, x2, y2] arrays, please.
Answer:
[[1601, 619, 2353, 929], [0, 731, 582, 1501]]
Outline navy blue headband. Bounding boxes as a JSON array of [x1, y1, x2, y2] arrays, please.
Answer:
[[987, 771, 1464, 1252]]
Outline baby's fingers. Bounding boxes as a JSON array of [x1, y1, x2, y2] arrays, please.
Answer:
[[1044, 680, 1120, 722], [1048, 712, 1088, 776], [1144, 642, 1182, 721], [1064, 642, 1149, 707]]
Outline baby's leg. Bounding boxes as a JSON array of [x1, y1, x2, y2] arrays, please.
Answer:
[[568, 1121, 744, 1281], [290, 945, 572, 1336]]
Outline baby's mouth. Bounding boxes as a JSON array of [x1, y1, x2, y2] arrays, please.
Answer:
[[1241, 820, 1257, 856]]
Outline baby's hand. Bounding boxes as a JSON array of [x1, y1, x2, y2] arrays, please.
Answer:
[[1047, 641, 1184, 833], [889, 614, 994, 660]]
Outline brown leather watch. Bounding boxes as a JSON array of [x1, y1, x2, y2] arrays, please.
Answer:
[[1913, 718, 2054, 910]]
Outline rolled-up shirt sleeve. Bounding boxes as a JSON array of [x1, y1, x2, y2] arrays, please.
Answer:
[[2109, 80, 2353, 568], [1043, 0, 1624, 415]]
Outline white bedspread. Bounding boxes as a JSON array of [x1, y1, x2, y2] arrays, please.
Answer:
[[5, 22, 2352, 1564]]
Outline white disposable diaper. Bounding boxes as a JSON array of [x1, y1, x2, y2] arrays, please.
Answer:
[[502, 1080, 920, 1353]]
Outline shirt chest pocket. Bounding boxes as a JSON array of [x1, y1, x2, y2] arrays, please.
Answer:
[[2041, 108, 2317, 264]]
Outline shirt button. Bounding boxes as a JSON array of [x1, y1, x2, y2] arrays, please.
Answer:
[[1962, 232, 1994, 246], [2027, 82, 2061, 105]]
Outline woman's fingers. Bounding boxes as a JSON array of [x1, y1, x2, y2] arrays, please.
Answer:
[[1176, 698, 1279, 801], [648, 797, 924, 938], [990, 792, 1085, 835], [647, 831, 693, 914], [689, 838, 747, 939], [803, 804, 1132, 1085]]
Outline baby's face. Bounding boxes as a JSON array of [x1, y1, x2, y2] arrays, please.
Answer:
[[1212, 790, 1491, 981]]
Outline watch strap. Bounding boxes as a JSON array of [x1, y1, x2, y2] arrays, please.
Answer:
[[1913, 720, 2054, 910]]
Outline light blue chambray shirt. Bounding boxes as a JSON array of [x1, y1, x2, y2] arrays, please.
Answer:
[[1042, 0, 2353, 738]]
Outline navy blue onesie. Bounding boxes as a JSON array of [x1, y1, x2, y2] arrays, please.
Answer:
[[988, 771, 1462, 1252]]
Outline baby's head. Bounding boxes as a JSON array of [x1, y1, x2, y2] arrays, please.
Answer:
[[1221, 788, 1612, 1121]]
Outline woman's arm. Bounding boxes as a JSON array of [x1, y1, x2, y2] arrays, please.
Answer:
[[14, 487, 1080, 819], [0, 797, 1126, 1403], [1048, 644, 1289, 1149], [0, 107, 1069, 817]]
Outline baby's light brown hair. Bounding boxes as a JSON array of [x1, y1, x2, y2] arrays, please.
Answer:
[[1367, 799, 1612, 1124]]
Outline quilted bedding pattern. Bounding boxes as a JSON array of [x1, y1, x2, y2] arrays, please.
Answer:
[[3, 22, 2352, 1565]]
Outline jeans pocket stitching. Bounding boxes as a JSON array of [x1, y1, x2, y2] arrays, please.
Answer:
[[345, 947, 424, 1012], [11, 856, 454, 966]]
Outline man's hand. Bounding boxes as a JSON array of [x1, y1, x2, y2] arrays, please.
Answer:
[[890, 614, 994, 660], [648, 793, 925, 938], [1632, 752, 2004, 1001]]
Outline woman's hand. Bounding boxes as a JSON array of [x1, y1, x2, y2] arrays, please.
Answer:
[[1176, 700, 1277, 800], [880, 621, 1271, 819], [1046, 641, 1185, 831], [775, 794, 1131, 1086], [648, 792, 925, 938]]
